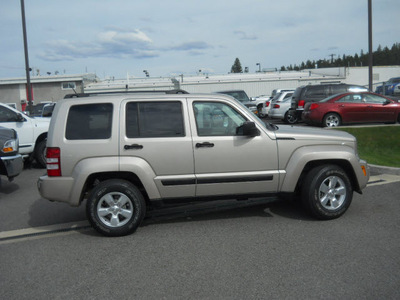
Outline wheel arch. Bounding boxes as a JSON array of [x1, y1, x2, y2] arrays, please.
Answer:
[[323, 111, 342, 124], [280, 145, 364, 194], [295, 159, 361, 195], [81, 171, 152, 207], [34, 132, 48, 148]]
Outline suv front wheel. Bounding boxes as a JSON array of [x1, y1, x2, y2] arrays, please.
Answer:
[[301, 165, 353, 220], [86, 179, 146, 237]]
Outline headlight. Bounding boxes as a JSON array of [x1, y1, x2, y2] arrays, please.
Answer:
[[2, 139, 18, 153]]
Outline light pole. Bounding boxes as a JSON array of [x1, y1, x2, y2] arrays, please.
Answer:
[[368, 0, 373, 91], [20, 0, 33, 115]]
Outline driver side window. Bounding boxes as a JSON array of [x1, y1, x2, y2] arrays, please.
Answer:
[[0, 106, 19, 122], [193, 102, 246, 136]]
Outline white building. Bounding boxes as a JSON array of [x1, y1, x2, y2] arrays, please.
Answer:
[[85, 66, 400, 98]]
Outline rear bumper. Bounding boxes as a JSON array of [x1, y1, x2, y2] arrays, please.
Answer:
[[37, 175, 77, 206], [0, 154, 23, 179]]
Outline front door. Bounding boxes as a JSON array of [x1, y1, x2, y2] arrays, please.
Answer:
[[189, 99, 279, 198]]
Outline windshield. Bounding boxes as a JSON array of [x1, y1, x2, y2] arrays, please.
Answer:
[[219, 91, 250, 103], [388, 77, 400, 84], [271, 92, 283, 101]]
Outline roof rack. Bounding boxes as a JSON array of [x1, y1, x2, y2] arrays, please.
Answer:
[[64, 89, 189, 99]]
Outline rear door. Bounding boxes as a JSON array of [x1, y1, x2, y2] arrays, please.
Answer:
[[188, 98, 279, 198], [120, 99, 195, 199]]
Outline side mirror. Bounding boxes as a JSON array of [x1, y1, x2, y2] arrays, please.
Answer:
[[236, 121, 260, 137], [383, 100, 392, 106], [16, 113, 26, 122]]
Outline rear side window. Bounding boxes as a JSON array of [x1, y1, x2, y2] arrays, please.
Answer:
[[331, 85, 347, 94], [66, 103, 113, 140], [305, 86, 326, 97], [126, 101, 184, 138]]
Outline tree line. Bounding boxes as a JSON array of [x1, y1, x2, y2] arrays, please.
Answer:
[[281, 43, 400, 71], [230, 43, 400, 73]]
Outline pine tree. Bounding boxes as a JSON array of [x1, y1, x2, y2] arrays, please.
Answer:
[[230, 58, 243, 73]]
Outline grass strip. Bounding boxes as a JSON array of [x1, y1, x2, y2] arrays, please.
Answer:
[[335, 126, 400, 168]]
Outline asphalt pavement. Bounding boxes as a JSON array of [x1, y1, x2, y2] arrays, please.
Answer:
[[1, 164, 400, 299]]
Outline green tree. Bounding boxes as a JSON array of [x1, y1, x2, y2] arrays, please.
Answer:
[[230, 58, 243, 73]]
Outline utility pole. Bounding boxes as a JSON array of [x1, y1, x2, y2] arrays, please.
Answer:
[[20, 0, 33, 114], [368, 0, 373, 91]]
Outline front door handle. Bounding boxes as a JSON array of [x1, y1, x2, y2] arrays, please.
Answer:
[[124, 144, 143, 150], [196, 142, 214, 148]]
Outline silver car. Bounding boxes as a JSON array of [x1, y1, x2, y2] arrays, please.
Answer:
[[269, 96, 298, 124]]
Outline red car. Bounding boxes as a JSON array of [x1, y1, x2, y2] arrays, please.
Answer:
[[302, 92, 400, 127]]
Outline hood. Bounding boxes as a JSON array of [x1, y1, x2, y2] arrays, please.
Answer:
[[32, 117, 51, 124], [274, 125, 356, 142]]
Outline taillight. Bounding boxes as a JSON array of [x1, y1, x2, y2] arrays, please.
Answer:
[[46, 147, 61, 177], [273, 104, 280, 108], [310, 103, 319, 110], [266, 101, 270, 107], [298, 100, 305, 108]]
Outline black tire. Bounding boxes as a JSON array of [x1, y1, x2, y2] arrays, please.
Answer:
[[34, 139, 47, 168], [86, 179, 146, 237], [284, 111, 298, 124], [301, 165, 353, 220], [323, 113, 341, 127]]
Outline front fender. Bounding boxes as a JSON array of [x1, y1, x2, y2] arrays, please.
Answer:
[[279, 145, 369, 193]]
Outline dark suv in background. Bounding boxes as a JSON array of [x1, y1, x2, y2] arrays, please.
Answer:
[[288, 83, 368, 122]]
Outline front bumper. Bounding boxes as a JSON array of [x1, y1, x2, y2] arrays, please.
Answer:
[[0, 154, 23, 180]]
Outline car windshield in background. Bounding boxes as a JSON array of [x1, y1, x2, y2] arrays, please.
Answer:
[[388, 78, 400, 84], [222, 91, 250, 103]]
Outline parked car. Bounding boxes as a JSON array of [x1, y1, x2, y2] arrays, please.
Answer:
[[252, 95, 272, 118], [288, 84, 368, 122], [30, 102, 53, 117], [269, 96, 298, 124], [375, 77, 400, 96], [38, 90, 369, 237], [267, 90, 294, 115], [216, 90, 257, 114], [271, 89, 294, 98], [302, 92, 400, 127], [40, 103, 56, 118], [0, 126, 23, 183], [0, 103, 49, 167]]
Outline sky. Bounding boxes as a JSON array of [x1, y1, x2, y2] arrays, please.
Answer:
[[1, 0, 398, 80]]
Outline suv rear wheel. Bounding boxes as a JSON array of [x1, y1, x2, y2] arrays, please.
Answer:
[[86, 179, 146, 237], [301, 165, 353, 220]]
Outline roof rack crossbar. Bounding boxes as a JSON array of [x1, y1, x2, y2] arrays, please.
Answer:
[[64, 89, 189, 98]]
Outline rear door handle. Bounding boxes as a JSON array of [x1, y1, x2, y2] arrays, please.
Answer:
[[196, 142, 214, 148], [124, 144, 143, 150]]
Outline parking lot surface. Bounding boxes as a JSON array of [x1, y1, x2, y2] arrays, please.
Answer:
[[1, 165, 400, 299]]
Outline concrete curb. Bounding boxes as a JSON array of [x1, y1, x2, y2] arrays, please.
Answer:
[[369, 164, 400, 176]]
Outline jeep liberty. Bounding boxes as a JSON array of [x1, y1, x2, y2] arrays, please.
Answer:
[[38, 91, 370, 236]]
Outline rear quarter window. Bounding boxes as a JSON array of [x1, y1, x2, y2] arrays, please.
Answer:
[[65, 103, 113, 140]]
